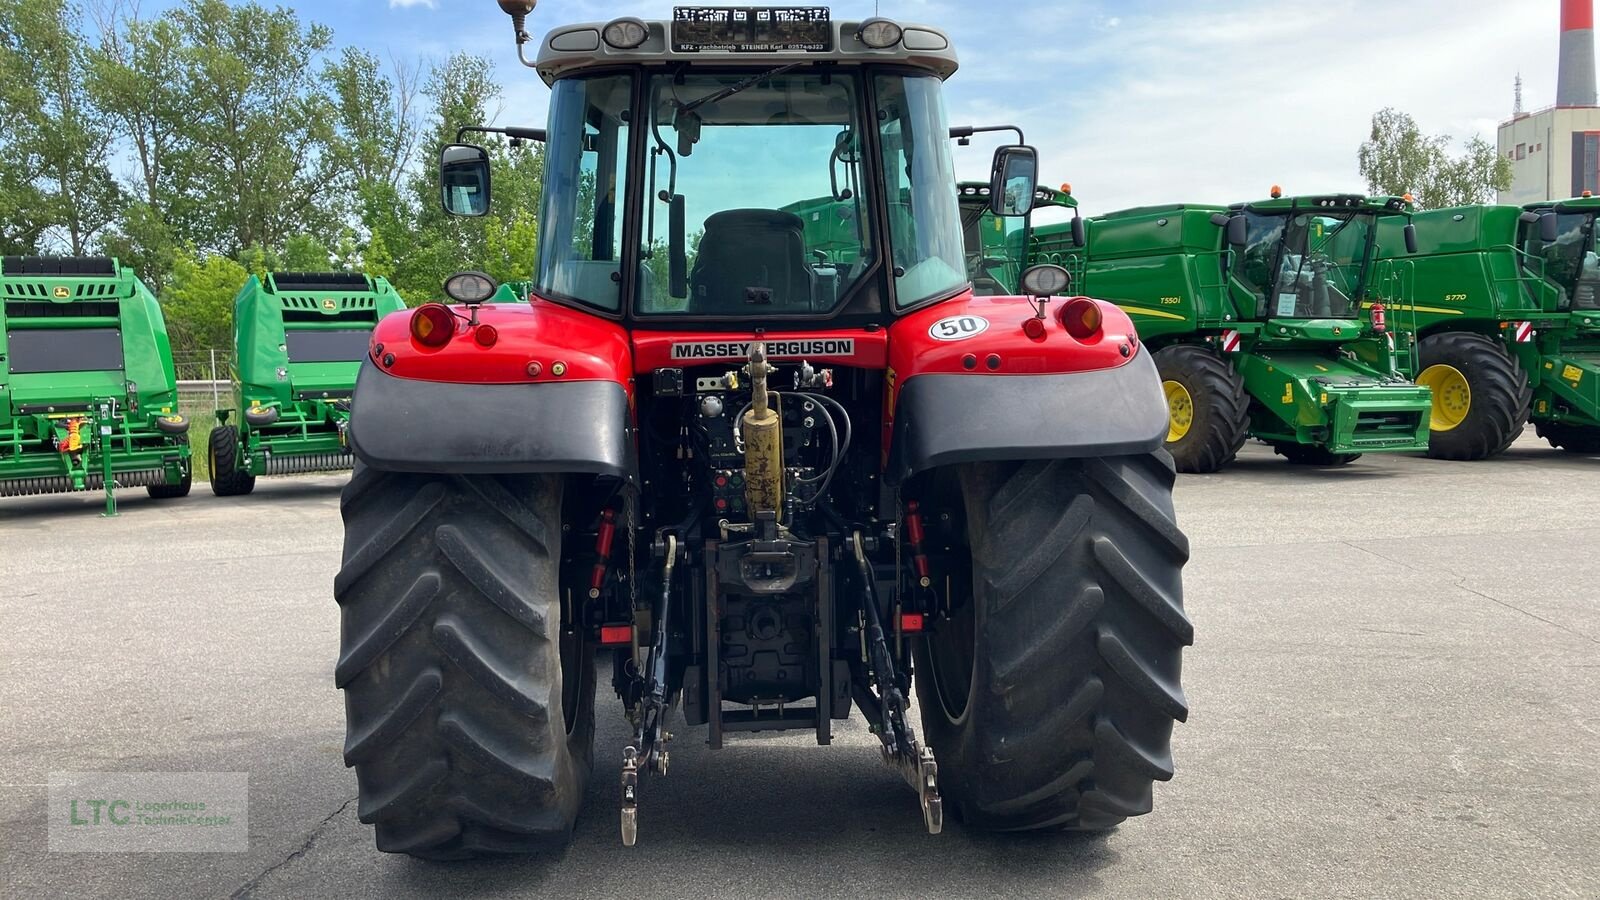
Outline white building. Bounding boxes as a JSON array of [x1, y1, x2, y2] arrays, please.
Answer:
[[1497, 107, 1600, 205]]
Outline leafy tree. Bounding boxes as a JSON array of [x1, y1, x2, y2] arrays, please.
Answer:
[[0, 0, 123, 254], [164, 248, 247, 352], [1359, 108, 1512, 209]]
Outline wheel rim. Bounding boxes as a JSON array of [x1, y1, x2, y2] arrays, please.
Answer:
[[926, 583, 975, 723], [208, 443, 218, 475], [1418, 364, 1471, 431], [1163, 380, 1195, 443]]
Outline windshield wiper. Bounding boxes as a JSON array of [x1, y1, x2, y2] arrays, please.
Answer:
[[676, 62, 811, 116]]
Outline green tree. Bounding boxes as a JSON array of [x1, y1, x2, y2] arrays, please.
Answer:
[[1359, 108, 1512, 209], [164, 248, 247, 353], [0, 0, 123, 255]]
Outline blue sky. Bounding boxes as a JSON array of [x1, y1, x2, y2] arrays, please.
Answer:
[[133, 0, 1568, 215]]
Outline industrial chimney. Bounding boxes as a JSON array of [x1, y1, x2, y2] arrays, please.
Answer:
[[1558, 0, 1597, 107]]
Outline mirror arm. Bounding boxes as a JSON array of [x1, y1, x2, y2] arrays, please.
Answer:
[[949, 124, 1026, 145], [457, 124, 548, 144]]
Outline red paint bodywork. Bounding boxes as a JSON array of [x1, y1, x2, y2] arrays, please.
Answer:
[[369, 290, 1143, 466]]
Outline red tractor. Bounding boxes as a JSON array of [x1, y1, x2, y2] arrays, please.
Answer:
[[336, 2, 1191, 857]]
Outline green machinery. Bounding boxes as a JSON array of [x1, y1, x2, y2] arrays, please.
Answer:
[[207, 271, 407, 495], [1375, 199, 1600, 456], [0, 256, 192, 513], [956, 182, 1079, 295], [1024, 193, 1434, 471]]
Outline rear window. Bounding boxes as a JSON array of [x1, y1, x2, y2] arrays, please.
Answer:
[[285, 329, 373, 363], [6, 328, 124, 374]]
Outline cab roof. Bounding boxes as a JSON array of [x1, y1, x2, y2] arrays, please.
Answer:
[[1231, 194, 1414, 215], [533, 16, 958, 84]]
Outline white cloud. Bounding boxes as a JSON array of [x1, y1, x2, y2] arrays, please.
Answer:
[[388, 0, 436, 9], [941, 0, 1561, 215]]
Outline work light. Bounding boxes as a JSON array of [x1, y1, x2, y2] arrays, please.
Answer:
[[857, 18, 903, 49], [603, 17, 648, 49]]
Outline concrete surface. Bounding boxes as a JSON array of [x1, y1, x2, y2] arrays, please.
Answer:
[[1, 433, 1597, 898]]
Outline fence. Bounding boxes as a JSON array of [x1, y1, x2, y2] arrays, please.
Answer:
[[171, 350, 233, 409]]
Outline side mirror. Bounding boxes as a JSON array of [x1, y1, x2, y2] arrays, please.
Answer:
[[1226, 214, 1248, 248], [1540, 212, 1560, 243], [989, 145, 1038, 218], [1403, 222, 1419, 255], [1071, 215, 1086, 248], [440, 143, 491, 217]]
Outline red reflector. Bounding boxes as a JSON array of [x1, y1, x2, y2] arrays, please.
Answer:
[[411, 303, 455, 348], [599, 625, 632, 646], [474, 324, 499, 347], [1062, 298, 1103, 340], [1022, 316, 1047, 340], [900, 613, 925, 633]]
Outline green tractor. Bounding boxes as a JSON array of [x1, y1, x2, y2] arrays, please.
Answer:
[[207, 271, 407, 495], [0, 256, 191, 511], [1375, 199, 1600, 456], [1028, 193, 1434, 471]]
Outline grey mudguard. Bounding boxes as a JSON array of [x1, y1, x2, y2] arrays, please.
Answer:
[[348, 362, 635, 479], [890, 349, 1168, 483]]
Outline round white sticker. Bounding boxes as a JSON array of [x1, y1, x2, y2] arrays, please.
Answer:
[[928, 315, 990, 342]]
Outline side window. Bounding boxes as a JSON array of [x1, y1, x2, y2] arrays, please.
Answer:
[[536, 75, 632, 311], [874, 75, 965, 307]]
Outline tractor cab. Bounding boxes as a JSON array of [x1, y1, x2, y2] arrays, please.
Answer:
[[1222, 193, 1416, 322], [439, 9, 1037, 323]]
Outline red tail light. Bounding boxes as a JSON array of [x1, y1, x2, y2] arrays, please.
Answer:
[[1062, 298, 1103, 340], [1022, 316, 1047, 340], [411, 304, 455, 348], [474, 324, 499, 348]]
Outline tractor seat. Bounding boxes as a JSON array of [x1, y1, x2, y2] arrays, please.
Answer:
[[689, 209, 815, 315]]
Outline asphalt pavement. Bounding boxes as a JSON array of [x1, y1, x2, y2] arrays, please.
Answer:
[[2, 433, 1597, 898]]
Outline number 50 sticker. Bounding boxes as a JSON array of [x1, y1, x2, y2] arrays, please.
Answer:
[[928, 315, 990, 341]]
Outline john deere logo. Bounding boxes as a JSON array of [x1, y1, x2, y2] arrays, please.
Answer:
[[53, 287, 70, 298], [322, 299, 337, 310]]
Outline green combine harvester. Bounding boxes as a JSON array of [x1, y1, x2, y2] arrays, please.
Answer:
[[1375, 199, 1600, 456], [1025, 191, 1433, 471], [957, 182, 1080, 295], [207, 271, 406, 495], [0, 256, 191, 512]]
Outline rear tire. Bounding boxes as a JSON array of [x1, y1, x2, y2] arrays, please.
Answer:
[[334, 466, 594, 858], [1535, 420, 1600, 454], [1271, 443, 1361, 467], [915, 454, 1192, 831], [1416, 332, 1530, 461], [208, 426, 256, 497], [1155, 344, 1249, 474]]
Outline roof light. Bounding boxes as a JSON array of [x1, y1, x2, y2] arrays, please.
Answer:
[[1060, 182, 1073, 195], [1062, 298, 1103, 340], [602, 17, 648, 49], [1270, 185, 1283, 199], [858, 18, 903, 49], [411, 303, 455, 348]]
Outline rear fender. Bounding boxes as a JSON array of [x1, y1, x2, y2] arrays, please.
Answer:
[[349, 299, 636, 479], [886, 292, 1167, 482]]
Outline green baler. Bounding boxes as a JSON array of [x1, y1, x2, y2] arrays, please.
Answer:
[[0, 256, 192, 510], [1029, 194, 1433, 471], [1375, 200, 1600, 456], [208, 271, 407, 495]]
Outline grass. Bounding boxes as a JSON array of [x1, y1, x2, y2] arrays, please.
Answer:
[[177, 401, 219, 482]]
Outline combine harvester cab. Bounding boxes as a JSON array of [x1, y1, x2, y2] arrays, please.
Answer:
[[1032, 193, 1434, 471], [208, 271, 406, 495], [1376, 200, 1600, 456], [956, 181, 1081, 295], [0, 256, 191, 511]]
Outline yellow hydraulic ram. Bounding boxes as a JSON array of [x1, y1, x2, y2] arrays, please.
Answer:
[[742, 343, 784, 520]]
